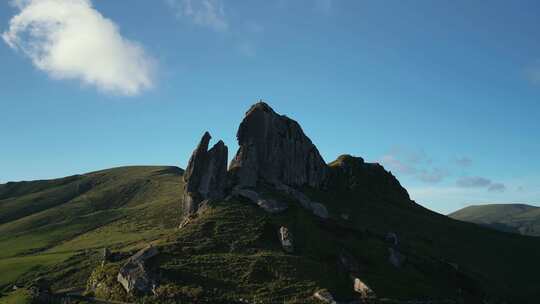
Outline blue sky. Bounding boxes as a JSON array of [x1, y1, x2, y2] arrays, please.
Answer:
[[1, 0, 539, 214]]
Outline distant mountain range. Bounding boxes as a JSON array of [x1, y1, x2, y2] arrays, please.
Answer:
[[449, 204, 540, 236]]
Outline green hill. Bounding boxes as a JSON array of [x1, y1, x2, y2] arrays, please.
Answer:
[[449, 204, 540, 236], [1, 164, 540, 303]]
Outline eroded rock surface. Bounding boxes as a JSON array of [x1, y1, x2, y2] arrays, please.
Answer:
[[229, 102, 327, 188], [232, 187, 288, 213], [117, 246, 158, 295], [183, 132, 228, 214]]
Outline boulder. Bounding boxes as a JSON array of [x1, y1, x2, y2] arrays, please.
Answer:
[[353, 278, 375, 299], [313, 289, 337, 304], [183, 132, 228, 215], [229, 102, 327, 188], [117, 261, 153, 295], [279, 226, 294, 253], [117, 246, 159, 295]]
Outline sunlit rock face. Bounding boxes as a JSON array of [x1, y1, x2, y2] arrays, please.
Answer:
[[229, 102, 327, 189]]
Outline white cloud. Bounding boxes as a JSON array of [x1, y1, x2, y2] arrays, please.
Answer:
[[166, 0, 228, 32], [2, 0, 155, 96]]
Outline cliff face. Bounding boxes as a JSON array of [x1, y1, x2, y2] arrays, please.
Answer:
[[183, 132, 228, 214], [228, 102, 327, 188]]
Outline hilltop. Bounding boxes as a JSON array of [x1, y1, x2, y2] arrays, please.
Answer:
[[1, 103, 540, 304], [449, 204, 540, 236]]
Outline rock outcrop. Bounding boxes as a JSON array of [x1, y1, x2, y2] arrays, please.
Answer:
[[117, 246, 158, 295], [328, 154, 411, 203], [232, 187, 288, 213], [279, 226, 294, 253], [183, 132, 228, 214], [229, 102, 327, 188], [275, 183, 329, 219]]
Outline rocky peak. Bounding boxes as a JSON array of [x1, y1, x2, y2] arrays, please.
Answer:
[[329, 154, 410, 202], [183, 132, 228, 214], [229, 102, 327, 188]]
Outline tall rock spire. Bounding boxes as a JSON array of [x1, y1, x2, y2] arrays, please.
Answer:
[[183, 132, 228, 214], [229, 102, 327, 188]]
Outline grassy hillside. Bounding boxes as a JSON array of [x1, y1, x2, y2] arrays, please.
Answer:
[[0, 166, 183, 291], [449, 204, 540, 236], [1, 163, 540, 303]]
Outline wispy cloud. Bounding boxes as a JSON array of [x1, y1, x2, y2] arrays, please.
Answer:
[[456, 176, 492, 188], [456, 176, 506, 192], [2, 0, 155, 96], [488, 183, 506, 193], [166, 0, 228, 32], [379, 147, 446, 183], [454, 157, 472, 167]]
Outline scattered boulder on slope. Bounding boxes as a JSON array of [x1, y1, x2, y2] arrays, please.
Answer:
[[353, 277, 375, 300], [117, 246, 159, 295], [183, 132, 228, 215], [229, 102, 327, 188], [278, 226, 294, 253]]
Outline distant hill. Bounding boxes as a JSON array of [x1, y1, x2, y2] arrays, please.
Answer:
[[449, 204, 540, 236]]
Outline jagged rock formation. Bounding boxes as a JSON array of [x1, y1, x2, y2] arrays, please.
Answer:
[[117, 246, 158, 295], [183, 132, 228, 214], [229, 102, 327, 188]]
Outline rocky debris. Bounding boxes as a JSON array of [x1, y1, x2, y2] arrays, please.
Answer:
[[388, 247, 406, 268], [117, 246, 159, 295], [275, 183, 330, 219], [353, 277, 375, 299], [232, 187, 288, 213], [229, 102, 327, 188], [313, 289, 337, 304], [279, 226, 294, 253], [183, 132, 228, 215]]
